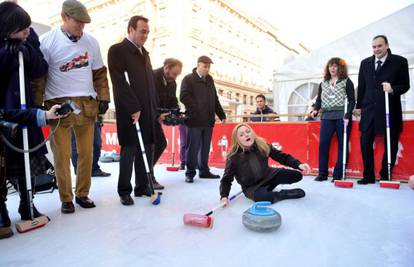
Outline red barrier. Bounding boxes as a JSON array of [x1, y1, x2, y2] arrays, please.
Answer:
[[100, 121, 414, 181]]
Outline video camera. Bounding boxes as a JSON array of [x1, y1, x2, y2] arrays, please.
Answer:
[[158, 108, 186, 126], [0, 120, 18, 138]]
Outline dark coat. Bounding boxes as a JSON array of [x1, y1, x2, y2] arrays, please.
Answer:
[[250, 105, 280, 122], [357, 51, 410, 133], [153, 67, 179, 109], [220, 144, 302, 199], [180, 68, 226, 128], [0, 28, 48, 177], [108, 38, 158, 146], [0, 108, 39, 125]]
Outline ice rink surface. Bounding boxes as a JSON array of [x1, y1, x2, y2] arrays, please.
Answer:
[[1, 163, 413, 267]]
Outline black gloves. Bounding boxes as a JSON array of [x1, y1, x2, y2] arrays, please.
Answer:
[[1, 38, 23, 54], [98, 101, 109, 115]]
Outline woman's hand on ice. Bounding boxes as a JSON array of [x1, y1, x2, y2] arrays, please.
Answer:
[[299, 163, 311, 173], [221, 197, 229, 207]]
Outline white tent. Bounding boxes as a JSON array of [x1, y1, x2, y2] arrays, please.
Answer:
[[273, 4, 414, 120]]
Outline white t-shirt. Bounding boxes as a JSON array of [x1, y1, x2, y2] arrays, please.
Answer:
[[39, 28, 104, 100]]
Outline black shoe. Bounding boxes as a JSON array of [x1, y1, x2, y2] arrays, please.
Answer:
[[18, 203, 45, 221], [152, 177, 165, 190], [120, 195, 134, 206], [179, 163, 185, 170], [0, 204, 11, 227], [61, 201, 75, 214], [314, 175, 328, 182], [357, 178, 376, 185], [92, 169, 111, 177], [134, 186, 151, 197], [75, 196, 96, 208], [275, 188, 305, 202], [199, 172, 220, 179], [185, 176, 194, 183], [331, 176, 342, 183]]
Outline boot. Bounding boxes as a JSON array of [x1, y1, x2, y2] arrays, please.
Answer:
[[0, 203, 13, 239], [151, 176, 164, 190], [274, 188, 305, 202], [18, 201, 45, 221]]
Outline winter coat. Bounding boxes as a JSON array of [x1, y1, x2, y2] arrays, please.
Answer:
[[180, 68, 226, 128], [0, 28, 48, 178], [220, 144, 302, 199], [153, 67, 179, 110], [108, 38, 158, 146], [357, 51, 410, 133], [250, 105, 279, 122]]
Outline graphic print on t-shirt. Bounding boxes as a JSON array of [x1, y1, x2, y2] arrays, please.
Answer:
[[59, 52, 89, 72]]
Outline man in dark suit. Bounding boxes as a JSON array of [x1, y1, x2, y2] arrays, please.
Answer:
[[180, 56, 226, 183], [356, 35, 410, 184], [152, 58, 182, 189], [108, 16, 161, 205]]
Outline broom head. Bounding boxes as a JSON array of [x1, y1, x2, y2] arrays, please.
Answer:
[[379, 180, 400, 189], [166, 166, 179, 171], [183, 213, 213, 228], [334, 180, 354, 188], [15, 215, 49, 233]]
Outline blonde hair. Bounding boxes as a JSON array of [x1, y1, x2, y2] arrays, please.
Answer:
[[227, 123, 270, 159]]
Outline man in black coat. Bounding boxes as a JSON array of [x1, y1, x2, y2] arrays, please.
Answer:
[[152, 58, 182, 189], [356, 35, 410, 184], [250, 94, 280, 122], [180, 56, 226, 183], [108, 16, 160, 205]]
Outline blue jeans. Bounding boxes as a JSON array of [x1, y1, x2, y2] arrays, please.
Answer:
[[71, 121, 102, 173], [318, 119, 352, 178]]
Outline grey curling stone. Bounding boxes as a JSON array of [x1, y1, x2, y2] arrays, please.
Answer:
[[242, 201, 281, 232]]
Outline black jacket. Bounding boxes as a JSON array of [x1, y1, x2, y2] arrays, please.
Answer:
[[108, 39, 158, 146], [250, 105, 280, 122], [357, 51, 410, 133], [180, 68, 226, 127], [153, 67, 179, 110], [220, 144, 302, 199]]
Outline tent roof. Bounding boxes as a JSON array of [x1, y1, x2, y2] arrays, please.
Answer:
[[275, 4, 414, 81]]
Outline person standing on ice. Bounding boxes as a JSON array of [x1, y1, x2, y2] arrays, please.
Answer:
[[310, 57, 355, 182], [220, 123, 310, 205], [355, 35, 410, 184]]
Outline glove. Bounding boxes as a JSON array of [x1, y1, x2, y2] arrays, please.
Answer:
[[1, 38, 23, 54], [98, 101, 109, 115]]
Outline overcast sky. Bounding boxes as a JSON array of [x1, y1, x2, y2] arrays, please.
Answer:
[[228, 0, 414, 49]]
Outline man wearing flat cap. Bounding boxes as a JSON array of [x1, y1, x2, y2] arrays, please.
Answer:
[[33, 0, 110, 214], [180, 56, 226, 183]]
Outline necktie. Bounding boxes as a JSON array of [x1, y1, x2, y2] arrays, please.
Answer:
[[375, 60, 382, 72]]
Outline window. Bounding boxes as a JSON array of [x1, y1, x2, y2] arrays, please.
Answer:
[[218, 89, 224, 96], [227, 92, 232, 100], [250, 96, 253, 105], [243, 95, 247, 104]]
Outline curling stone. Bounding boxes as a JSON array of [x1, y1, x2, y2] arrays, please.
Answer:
[[242, 201, 281, 232]]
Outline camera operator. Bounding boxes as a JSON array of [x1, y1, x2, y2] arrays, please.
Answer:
[[152, 58, 183, 189], [0, 2, 49, 226], [1, 105, 63, 239]]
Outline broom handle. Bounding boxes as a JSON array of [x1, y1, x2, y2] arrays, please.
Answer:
[[205, 191, 243, 216], [124, 71, 156, 194], [19, 52, 34, 220], [171, 126, 175, 166], [342, 98, 348, 181], [385, 91, 391, 181]]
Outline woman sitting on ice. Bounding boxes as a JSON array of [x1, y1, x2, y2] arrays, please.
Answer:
[[220, 123, 310, 205]]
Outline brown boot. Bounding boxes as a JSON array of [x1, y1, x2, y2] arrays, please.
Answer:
[[0, 226, 13, 239], [152, 176, 165, 190]]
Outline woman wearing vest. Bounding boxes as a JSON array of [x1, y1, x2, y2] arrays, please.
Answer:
[[310, 58, 355, 182]]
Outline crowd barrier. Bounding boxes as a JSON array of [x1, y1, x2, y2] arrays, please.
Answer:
[[97, 120, 414, 181]]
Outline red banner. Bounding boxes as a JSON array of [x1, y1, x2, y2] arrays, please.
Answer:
[[98, 121, 414, 181]]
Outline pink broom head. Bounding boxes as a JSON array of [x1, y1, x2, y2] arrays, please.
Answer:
[[183, 213, 213, 228], [334, 180, 354, 188], [166, 166, 179, 171], [379, 181, 400, 189]]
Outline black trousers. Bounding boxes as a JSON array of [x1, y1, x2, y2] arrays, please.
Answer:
[[253, 168, 302, 203], [185, 127, 213, 177], [153, 123, 167, 167], [360, 125, 400, 180], [117, 144, 153, 196]]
